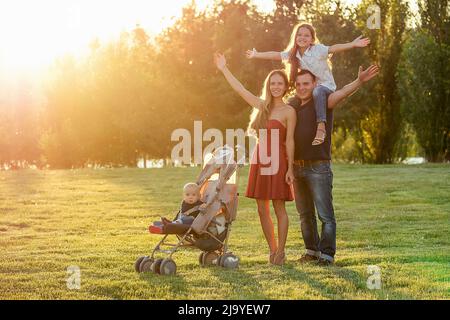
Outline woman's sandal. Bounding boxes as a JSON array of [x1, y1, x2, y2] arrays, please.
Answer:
[[272, 251, 286, 266], [312, 128, 327, 146]]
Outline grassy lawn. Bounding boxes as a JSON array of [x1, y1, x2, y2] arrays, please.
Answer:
[[0, 164, 449, 300]]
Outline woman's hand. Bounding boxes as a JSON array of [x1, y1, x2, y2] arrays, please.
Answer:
[[214, 52, 227, 71], [285, 168, 295, 185], [245, 48, 257, 59], [352, 35, 370, 48]]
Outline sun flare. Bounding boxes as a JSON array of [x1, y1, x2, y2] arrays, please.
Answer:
[[0, 0, 365, 75], [0, 0, 217, 74]]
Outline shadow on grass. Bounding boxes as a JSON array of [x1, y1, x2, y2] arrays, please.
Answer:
[[138, 271, 190, 298], [279, 260, 418, 300], [208, 266, 269, 299]]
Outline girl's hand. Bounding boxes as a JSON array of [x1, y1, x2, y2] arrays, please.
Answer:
[[245, 48, 257, 59], [352, 35, 370, 48], [214, 52, 227, 71], [285, 168, 295, 185]]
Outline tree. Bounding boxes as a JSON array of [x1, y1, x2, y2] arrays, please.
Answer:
[[398, 0, 450, 162], [354, 0, 409, 163]]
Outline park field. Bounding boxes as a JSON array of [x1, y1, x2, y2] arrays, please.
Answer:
[[0, 164, 449, 300]]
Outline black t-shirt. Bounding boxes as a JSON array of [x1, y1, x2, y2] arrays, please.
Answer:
[[180, 200, 204, 218], [288, 95, 333, 161]]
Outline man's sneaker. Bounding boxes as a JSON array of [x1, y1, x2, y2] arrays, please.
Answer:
[[298, 254, 319, 264], [317, 257, 333, 266]]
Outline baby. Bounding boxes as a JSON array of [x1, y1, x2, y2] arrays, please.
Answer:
[[150, 183, 207, 234], [171, 182, 206, 225]]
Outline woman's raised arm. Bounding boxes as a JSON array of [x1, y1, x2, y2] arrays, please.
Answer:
[[214, 53, 264, 109]]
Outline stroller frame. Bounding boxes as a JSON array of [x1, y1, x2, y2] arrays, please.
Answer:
[[135, 146, 242, 275]]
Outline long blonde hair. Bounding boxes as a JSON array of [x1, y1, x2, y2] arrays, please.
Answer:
[[247, 70, 289, 137], [283, 23, 319, 86]]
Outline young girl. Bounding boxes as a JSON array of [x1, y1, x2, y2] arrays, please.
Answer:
[[246, 23, 370, 145]]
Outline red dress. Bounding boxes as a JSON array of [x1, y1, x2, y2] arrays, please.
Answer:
[[245, 119, 294, 201]]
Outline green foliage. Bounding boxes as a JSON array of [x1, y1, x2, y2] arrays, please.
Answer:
[[397, 0, 450, 162], [352, 0, 409, 163]]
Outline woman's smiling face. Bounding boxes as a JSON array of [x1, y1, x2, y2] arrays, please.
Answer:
[[269, 73, 286, 98], [296, 26, 314, 48]]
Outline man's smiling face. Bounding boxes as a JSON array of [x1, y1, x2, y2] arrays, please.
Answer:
[[295, 72, 316, 102]]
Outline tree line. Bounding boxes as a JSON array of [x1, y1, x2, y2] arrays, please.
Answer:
[[0, 0, 448, 169]]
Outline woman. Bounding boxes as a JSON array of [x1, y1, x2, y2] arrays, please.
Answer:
[[214, 53, 296, 265]]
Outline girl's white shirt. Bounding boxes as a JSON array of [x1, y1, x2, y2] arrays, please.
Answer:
[[281, 44, 336, 92]]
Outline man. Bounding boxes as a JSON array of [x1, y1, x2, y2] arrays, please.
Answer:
[[289, 65, 379, 265]]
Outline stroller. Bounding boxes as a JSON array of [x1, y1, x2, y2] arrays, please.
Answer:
[[135, 146, 242, 276]]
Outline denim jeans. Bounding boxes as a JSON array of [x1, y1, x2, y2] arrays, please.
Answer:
[[293, 161, 336, 262], [313, 85, 333, 123], [175, 215, 195, 225]]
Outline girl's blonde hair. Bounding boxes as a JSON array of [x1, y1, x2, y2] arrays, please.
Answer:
[[247, 70, 289, 136], [283, 23, 322, 86]]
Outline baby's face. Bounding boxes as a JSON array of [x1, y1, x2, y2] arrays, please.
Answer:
[[184, 189, 199, 204]]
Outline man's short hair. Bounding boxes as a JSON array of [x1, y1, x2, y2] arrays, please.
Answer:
[[296, 69, 316, 81]]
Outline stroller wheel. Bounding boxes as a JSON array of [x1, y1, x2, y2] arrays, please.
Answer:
[[151, 258, 164, 274], [202, 251, 219, 267], [198, 252, 205, 266], [160, 258, 177, 276], [135, 256, 146, 273], [139, 257, 154, 273], [220, 253, 239, 269]]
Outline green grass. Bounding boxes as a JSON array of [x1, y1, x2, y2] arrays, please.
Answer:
[[0, 164, 449, 300]]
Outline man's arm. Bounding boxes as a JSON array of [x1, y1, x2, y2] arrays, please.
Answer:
[[328, 65, 379, 109]]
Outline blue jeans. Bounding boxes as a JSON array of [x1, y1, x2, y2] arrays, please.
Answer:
[[175, 215, 195, 225], [313, 85, 333, 123], [293, 162, 336, 262]]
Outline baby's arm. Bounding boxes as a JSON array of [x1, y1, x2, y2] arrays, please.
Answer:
[[246, 48, 283, 61], [329, 35, 370, 54]]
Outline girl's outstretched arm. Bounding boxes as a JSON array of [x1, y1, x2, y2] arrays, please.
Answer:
[[329, 35, 370, 54], [214, 53, 264, 109], [246, 48, 282, 61]]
